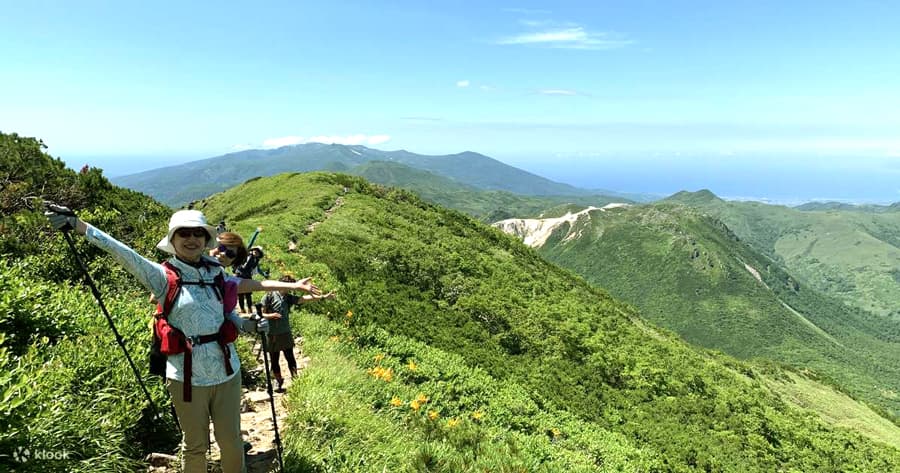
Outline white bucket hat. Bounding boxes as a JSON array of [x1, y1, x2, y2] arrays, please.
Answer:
[[156, 210, 218, 254]]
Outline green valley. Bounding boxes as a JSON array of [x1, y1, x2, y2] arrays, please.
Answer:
[[494, 202, 900, 423], [664, 190, 900, 319]]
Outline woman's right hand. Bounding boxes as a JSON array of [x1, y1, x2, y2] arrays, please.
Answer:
[[44, 204, 85, 234]]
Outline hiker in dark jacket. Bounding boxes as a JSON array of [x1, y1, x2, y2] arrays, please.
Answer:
[[234, 246, 268, 314]]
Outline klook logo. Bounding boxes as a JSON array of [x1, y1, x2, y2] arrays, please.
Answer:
[[10, 445, 70, 463], [12, 446, 29, 462]]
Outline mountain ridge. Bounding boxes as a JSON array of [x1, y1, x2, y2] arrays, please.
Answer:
[[657, 189, 900, 319], [493, 200, 900, 422], [112, 144, 623, 207]]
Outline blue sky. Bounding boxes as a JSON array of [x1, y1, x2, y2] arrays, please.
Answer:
[[2, 1, 899, 201]]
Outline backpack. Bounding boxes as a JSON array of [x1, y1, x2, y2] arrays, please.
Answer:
[[149, 260, 239, 402]]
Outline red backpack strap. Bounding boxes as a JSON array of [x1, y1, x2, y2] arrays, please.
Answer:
[[157, 261, 183, 318], [156, 261, 194, 401]]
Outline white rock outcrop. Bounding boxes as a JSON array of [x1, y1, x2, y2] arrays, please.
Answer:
[[493, 203, 629, 248]]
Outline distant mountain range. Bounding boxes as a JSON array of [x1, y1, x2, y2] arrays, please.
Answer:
[[112, 144, 644, 207], [793, 200, 900, 212]]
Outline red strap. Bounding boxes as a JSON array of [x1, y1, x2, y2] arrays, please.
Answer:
[[158, 261, 182, 317], [157, 260, 233, 403]]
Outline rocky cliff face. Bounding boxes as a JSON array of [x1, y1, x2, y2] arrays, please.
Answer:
[[492, 203, 629, 247]]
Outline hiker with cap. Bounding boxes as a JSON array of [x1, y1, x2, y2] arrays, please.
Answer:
[[259, 275, 336, 392], [234, 245, 268, 314], [45, 208, 284, 473]]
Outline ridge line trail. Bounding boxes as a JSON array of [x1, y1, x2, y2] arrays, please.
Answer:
[[224, 192, 347, 472], [306, 195, 345, 235]]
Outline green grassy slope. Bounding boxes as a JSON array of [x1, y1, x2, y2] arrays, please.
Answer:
[[196, 172, 899, 471], [665, 191, 900, 319], [527, 203, 900, 421], [1, 132, 180, 472]]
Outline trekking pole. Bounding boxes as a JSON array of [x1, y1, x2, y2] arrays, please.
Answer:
[[45, 203, 161, 420], [254, 303, 284, 472], [255, 341, 264, 363], [247, 227, 262, 249]]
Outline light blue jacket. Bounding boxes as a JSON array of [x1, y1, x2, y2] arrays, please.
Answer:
[[85, 224, 242, 386]]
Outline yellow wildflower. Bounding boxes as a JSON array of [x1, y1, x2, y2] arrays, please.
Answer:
[[374, 353, 385, 363], [407, 360, 417, 371], [551, 428, 562, 438], [345, 310, 353, 318], [390, 397, 403, 407], [410, 400, 421, 411], [415, 393, 429, 404], [329, 335, 340, 343], [381, 368, 394, 382], [447, 418, 460, 428], [428, 410, 440, 420], [471, 410, 484, 421]]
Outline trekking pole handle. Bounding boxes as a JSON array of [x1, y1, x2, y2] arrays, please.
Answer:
[[252, 303, 270, 334], [43, 202, 82, 233]]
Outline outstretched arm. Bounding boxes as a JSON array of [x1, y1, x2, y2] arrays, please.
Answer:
[[236, 277, 321, 295], [297, 291, 336, 304], [45, 205, 168, 299]]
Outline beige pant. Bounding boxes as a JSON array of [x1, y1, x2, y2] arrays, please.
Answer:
[[167, 375, 245, 473]]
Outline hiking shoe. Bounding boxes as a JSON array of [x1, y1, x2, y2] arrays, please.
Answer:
[[275, 379, 285, 393], [243, 441, 252, 453]]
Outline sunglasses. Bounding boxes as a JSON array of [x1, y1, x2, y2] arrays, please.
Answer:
[[174, 228, 208, 239], [216, 245, 237, 258]]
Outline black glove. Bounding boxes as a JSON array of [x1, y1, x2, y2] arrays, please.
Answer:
[[244, 317, 270, 334], [44, 204, 78, 232]]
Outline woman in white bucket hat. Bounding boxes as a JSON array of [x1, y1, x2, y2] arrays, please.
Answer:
[[46, 208, 317, 473]]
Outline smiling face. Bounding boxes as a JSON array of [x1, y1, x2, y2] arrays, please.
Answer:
[[171, 227, 210, 262]]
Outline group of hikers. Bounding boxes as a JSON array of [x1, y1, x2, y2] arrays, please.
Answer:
[[46, 206, 332, 473]]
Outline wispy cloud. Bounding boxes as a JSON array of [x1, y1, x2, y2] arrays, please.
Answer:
[[401, 116, 444, 122], [261, 134, 391, 149], [519, 19, 555, 27], [455, 79, 498, 92], [538, 89, 580, 96], [498, 26, 632, 50], [503, 8, 552, 15], [262, 136, 305, 148]]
